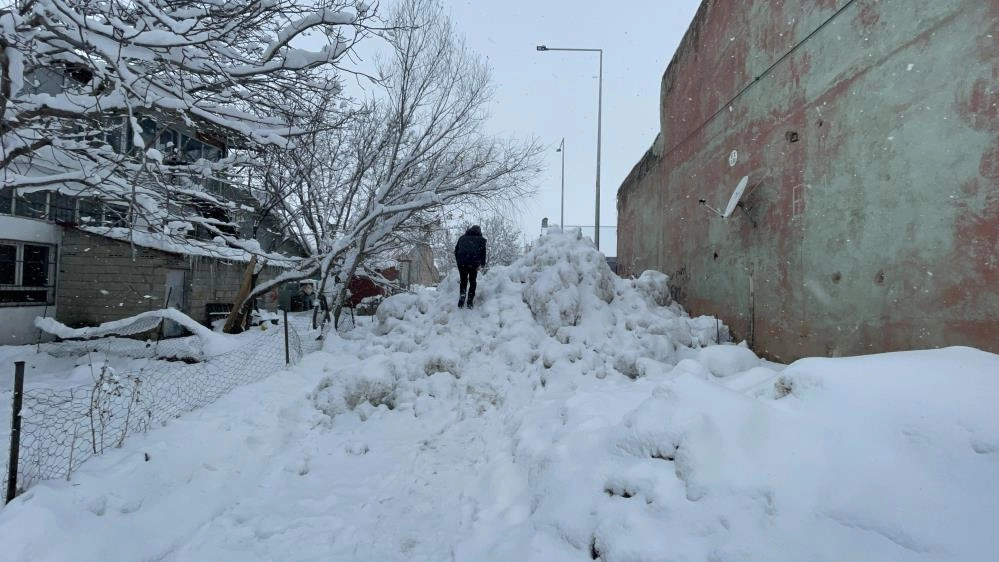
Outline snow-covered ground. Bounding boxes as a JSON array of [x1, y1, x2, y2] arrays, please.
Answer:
[[0, 230, 996, 561]]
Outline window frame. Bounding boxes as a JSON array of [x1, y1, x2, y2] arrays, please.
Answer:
[[0, 240, 58, 307]]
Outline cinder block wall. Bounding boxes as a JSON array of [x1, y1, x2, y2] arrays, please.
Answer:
[[58, 229, 284, 329]]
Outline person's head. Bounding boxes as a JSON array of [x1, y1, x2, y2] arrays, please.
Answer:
[[300, 282, 314, 294], [466, 225, 482, 236]]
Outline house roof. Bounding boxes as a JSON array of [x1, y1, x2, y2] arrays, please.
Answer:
[[80, 226, 300, 267]]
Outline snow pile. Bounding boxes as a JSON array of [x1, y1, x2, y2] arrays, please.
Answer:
[[459, 347, 999, 562], [633, 269, 672, 306], [314, 230, 724, 421], [697, 341, 761, 377]]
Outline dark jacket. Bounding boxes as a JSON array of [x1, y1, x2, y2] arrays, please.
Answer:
[[454, 225, 487, 268]]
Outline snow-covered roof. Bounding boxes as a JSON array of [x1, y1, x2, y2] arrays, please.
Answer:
[[80, 226, 300, 267]]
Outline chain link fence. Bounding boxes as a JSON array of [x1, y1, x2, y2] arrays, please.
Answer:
[[4, 319, 303, 500]]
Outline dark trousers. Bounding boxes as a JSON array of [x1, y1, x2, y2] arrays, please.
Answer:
[[458, 265, 478, 304]]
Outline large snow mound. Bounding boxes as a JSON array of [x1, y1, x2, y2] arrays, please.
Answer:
[[314, 230, 726, 420]]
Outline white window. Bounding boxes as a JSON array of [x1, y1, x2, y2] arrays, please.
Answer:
[[0, 241, 57, 306]]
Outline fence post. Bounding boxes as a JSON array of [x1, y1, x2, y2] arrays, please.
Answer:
[[283, 309, 290, 366], [6, 361, 25, 504]]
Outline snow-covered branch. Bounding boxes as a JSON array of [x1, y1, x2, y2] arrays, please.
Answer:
[[2, 0, 374, 259]]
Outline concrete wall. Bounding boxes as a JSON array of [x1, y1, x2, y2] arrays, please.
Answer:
[[57, 229, 283, 329], [617, 0, 998, 361]]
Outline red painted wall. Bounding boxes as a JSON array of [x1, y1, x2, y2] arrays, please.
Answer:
[[618, 0, 999, 360]]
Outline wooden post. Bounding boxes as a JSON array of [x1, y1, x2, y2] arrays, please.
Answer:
[[283, 309, 290, 366], [6, 361, 25, 504]]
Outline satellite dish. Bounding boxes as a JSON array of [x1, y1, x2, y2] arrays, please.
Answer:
[[721, 175, 749, 219]]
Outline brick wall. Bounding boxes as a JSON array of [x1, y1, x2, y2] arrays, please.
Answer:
[[57, 229, 284, 329]]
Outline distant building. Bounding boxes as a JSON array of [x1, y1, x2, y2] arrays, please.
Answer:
[[398, 243, 441, 287], [617, 0, 998, 360]]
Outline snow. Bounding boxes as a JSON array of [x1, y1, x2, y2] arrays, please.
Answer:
[[1, 231, 997, 561], [696, 342, 761, 377], [80, 226, 299, 266], [33, 308, 239, 356]]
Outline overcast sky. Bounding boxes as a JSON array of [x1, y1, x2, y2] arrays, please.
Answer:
[[443, 0, 702, 255]]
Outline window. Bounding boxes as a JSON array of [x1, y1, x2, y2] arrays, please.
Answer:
[[136, 117, 158, 150], [0, 188, 12, 214], [50, 192, 78, 224], [78, 197, 102, 225], [203, 143, 222, 161], [159, 128, 179, 151], [183, 134, 204, 162], [103, 117, 125, 152], [0, 241, 56, 306], [0, 245, 15, 284], [192, 200, 236, 238], [104, 203, 130, 228], [23, 245, 50, 286], [14, 191, 48, 219]]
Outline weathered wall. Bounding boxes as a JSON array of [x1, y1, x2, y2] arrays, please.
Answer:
[[57, 229, 283, 329], [617, 0, 999, 361]]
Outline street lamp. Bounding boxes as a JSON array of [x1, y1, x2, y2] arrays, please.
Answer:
[[536, 44, 603, 251], [556, 138, 565, 229]]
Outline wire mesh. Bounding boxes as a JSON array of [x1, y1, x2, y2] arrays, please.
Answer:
[[4, 321, 303, 497]]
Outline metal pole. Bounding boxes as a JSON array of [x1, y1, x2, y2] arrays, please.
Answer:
[[283, 309, 290, 366], [6, 361, 25, 504], [535, 45, 603, 250], [559, 138, 565, 228], [595, 49, 603, 252]]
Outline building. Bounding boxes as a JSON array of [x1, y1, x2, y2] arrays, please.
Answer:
[[397, 243, 441, 287], [1, 68, 300, 344], [617, 0, 998, 361]]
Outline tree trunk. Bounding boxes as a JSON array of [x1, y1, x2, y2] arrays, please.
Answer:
[[223, 256, 257, 334]]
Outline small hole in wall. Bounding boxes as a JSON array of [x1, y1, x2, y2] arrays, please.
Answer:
[[831, 272, 841, 283], [875, 270, 885, 284], [817, 119, 824, 127], [713, 252, 719, 260], [785, 131, 799, 143]]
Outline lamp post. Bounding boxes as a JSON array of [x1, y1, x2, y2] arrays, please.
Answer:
[[536, 44, 602, 251], [556, 138, 565, 228]]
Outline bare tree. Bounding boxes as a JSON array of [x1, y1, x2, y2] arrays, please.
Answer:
[[1, 0, 374, 253], [252, 0, 542, 329], [475, 215, 524, 267]]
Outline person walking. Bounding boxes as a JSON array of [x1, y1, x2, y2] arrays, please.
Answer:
[[454, 225, 487, 309], [298, 280, 316, 310]]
